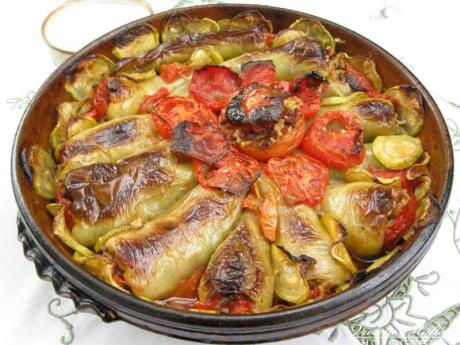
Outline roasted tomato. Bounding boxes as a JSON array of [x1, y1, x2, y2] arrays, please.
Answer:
[[227, 297, 253, 314], [139, 87, 169, 113], [220, 83, 304, 161], [171, 121, 230, 164], [171, 266, 205, 299], [241, 60, 276, 87], [193, 295, 253, 314], [258, 194, 278, 242], [267, 154, 329, 206], [192, 148, 261, 194], [345, 63, 377, 97], [290, 72, 326, 119], [146, 96, 217, 138], [370, 169, 418, 249], [301, 111, 365, 169], [159, 62, 191, 83], [190, 65, 241, 111], [90, 79, 109, 120]]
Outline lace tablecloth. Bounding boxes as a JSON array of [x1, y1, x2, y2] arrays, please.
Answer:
[[2, 0, 459, 344]]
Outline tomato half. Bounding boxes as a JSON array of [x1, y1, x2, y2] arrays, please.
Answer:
[[300, 111, 365, 170], [267, 154, 329, 206], [241, 60, 276, 88], [345, 64, 377, 97], [221, 83, 305, 161], [238, 114, 305, 161], [171, 121, 230, 164], [290, 72, 325, 119], [190, 65, 241, 111], [148, 96, 217, 139], [160, 62, 191, 83], [192, 148, 261, 194]]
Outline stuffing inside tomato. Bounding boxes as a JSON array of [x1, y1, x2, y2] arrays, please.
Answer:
[[190, 65, 241, 111], [300, 110, 365, 169], [267, 154, 329, 206], [219, 83, 304, 161]]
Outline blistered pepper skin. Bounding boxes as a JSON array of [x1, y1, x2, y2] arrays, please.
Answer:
[[103, 186, 243, 301]]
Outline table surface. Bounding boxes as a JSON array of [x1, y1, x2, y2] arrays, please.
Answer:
[[1, 0, 459, 344]]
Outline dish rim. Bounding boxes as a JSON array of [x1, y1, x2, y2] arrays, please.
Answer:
[[12, 2, 454, 329]]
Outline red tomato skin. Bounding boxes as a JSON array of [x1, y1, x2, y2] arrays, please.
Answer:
[[383, 196, 417, 249], [370, 169, 418, 249], [192, 149, 260, 194], [147, 96, 217, 139], [190, 65, 241, 111], [240, 60, 276, 88], [290, 73, 325, 119], [300, 111, 365, 170], [344, 64, 377, 97], [160, 62, 191, 83], [237, 115, 305, 161], [92, 79, 109, 120], [139, 87, 169, 113], [267, 154, 329, 206]]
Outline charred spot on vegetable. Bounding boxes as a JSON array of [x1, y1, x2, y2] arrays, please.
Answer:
[[353, 100, 396, 125], [275, 245, 316, 281], [275, 37, 326, 64], [61, 151, 173, 223], [162, 13, 219, 42], [115, 25, 154, 49], [291, 71, 326, 93], [288, 215, 322, 242], [171, 121, 230, 164], [107, 78, 135, 103], [183, 199, 228, 223], [353, 186, 408, 228], [219, 10, 273, 33], [58, 119, 137, 162], [413, 195, 440, 230], [352, 128, 364, 155], [241, 60, 275, 74], [113, 226, 174, 274], [64, 54, 98, 82], [202, 222, 262, 299], [116, 28, 266, 73], [225, 84, 283, 126], [20, 147, 34, 185]]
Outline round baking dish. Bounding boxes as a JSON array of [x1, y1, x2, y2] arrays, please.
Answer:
[[11, 4, 453, 344]]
